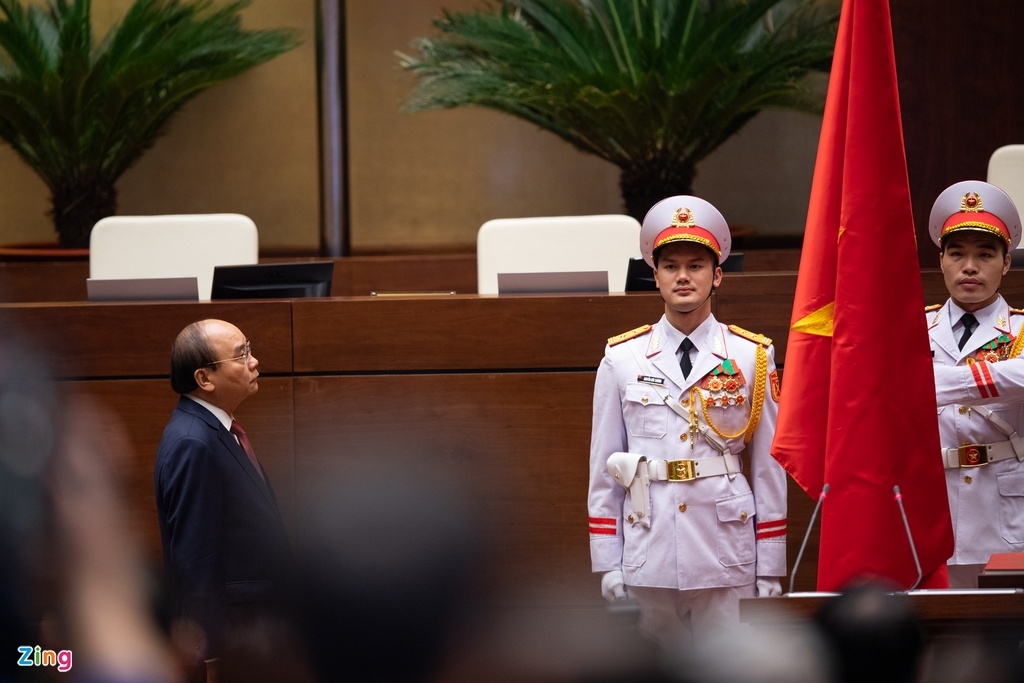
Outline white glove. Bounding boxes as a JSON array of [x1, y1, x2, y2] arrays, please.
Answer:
[[756, 577, 782, 597], [600, 570, 627, 602]]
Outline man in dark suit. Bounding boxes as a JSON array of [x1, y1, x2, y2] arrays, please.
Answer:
[[155, 319, 289, 663]]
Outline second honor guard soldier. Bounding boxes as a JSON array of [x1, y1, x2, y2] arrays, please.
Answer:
[[587, 195, 788, 646], [928, 180, 1024, 588]]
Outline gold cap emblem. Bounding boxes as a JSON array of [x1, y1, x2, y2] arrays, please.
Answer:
[[960, 192, 984, 213], [671, 208, 695, 228]]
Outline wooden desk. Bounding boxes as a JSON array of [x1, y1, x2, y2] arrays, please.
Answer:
[[0, 250, 805, 302], [741, 591, 1024, 642]]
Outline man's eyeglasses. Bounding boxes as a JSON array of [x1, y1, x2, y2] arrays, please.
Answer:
[[206, 340, 252, 367]]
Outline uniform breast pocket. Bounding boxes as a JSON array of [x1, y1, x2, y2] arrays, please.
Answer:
[[621, 512, 650, 568], [996, 469, 1024, 545], [716, 492, 756, 568], [623, 384, 668, 439]]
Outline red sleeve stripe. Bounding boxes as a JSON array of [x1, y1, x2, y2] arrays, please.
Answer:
[[755, 519, 787, 540], [589, 516, 617, 536], [757, 527, 788, 540], [756, 518, 787, 531], [971, 361, 998, 398]]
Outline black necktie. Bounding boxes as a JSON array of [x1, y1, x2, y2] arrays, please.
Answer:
[[679, 338, 695, 378], [957, 313, 978, 351]]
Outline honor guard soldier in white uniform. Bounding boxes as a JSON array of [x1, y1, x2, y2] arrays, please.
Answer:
[[928, 180, 1024, 588], [587, 195, 788, 646]]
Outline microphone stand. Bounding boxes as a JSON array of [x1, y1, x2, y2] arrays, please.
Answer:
[[789, 483, 829, 594], [893, 485, 923, 591]]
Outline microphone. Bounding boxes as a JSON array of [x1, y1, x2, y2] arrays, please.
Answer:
[[789, 483, 829, 594], [893, 485, 923, 591]]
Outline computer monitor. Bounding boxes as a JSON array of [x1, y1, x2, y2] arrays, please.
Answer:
[[211, 261, 334, 299], [624, 258, 658, 292]]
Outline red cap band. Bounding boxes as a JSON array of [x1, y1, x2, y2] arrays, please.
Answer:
[[654, 226, 721, 258]]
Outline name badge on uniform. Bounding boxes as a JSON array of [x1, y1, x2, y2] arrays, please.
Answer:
[[637, 374, 666, 386]]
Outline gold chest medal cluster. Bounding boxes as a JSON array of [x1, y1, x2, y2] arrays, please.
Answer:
[[700, 360, 746, 407], [968, 334, 1014, 364], [691, 326, 770, 448]]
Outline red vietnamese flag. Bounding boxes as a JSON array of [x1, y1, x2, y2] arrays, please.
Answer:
[[771, 0, 953, 591]]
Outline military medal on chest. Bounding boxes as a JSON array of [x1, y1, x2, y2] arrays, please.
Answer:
[[700, 359, 746, 407], [969, 334, 1014, 364]]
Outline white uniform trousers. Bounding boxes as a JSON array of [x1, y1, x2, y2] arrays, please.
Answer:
[[947, 563, 986, 589], [629, 583, 755, 648]]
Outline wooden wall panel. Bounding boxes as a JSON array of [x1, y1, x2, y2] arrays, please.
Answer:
[[65, 377, 296, 569], [328, 253, 478, 297], [1, 302, 292, 378], [292, 372, 601, 607], [291, 294, 666, 373], [891, 1, 1024, 266], [0, 261, 89, 302]]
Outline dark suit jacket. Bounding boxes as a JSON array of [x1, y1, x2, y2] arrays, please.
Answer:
[[155, 396, 289, 652]]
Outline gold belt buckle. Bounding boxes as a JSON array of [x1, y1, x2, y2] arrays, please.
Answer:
[[666, 459, 696, 482], [958, 444, 989, 467]]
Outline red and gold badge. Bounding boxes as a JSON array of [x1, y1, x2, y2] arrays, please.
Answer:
[[770, 369, 781, 402], [972, 334, 1013, 363], [700, 360, 746, 408]]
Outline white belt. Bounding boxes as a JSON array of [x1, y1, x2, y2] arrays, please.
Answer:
[[644, 452, 741, 482], [942, 440, 1022, 468]]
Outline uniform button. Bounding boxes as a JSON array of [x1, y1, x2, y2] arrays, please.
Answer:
[[964, 476, 973, 485], [961, 440, 971, 447], [958, 406, 968, 414], [627, 515, 635, 523], [740, 511, 748, 522], [680, 433, 688, 442], [678, 503, 687, 513], [641, 396, 649, 405]]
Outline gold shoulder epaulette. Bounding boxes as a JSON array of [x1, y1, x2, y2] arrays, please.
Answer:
[[608, 324, 652, 346], [925, 303, 943, 312], [728, 324, 771, 347], [1012, 308, 1024, 316]]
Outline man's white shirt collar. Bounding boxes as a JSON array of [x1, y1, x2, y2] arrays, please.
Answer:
[[185, 393, 233, 431]]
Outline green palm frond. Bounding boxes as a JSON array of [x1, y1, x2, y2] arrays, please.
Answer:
[[0, 0, 300, 247], [399, 0, 840, 218]]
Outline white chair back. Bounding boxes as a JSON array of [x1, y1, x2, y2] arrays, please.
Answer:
[[988, 145, 1024, 256], [476, 214, 641, 294], [89, 214, 259, 300]]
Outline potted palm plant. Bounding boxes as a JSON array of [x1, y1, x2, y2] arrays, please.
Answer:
[[0, 0, 300, 249], [399, 0, 840, 221]]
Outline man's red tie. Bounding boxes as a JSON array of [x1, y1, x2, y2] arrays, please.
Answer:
[[230, 420, 265, 482]]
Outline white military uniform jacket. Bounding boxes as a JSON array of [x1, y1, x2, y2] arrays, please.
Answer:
[[930, 295, 1024, 565], [588, 313, 788, 590]]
